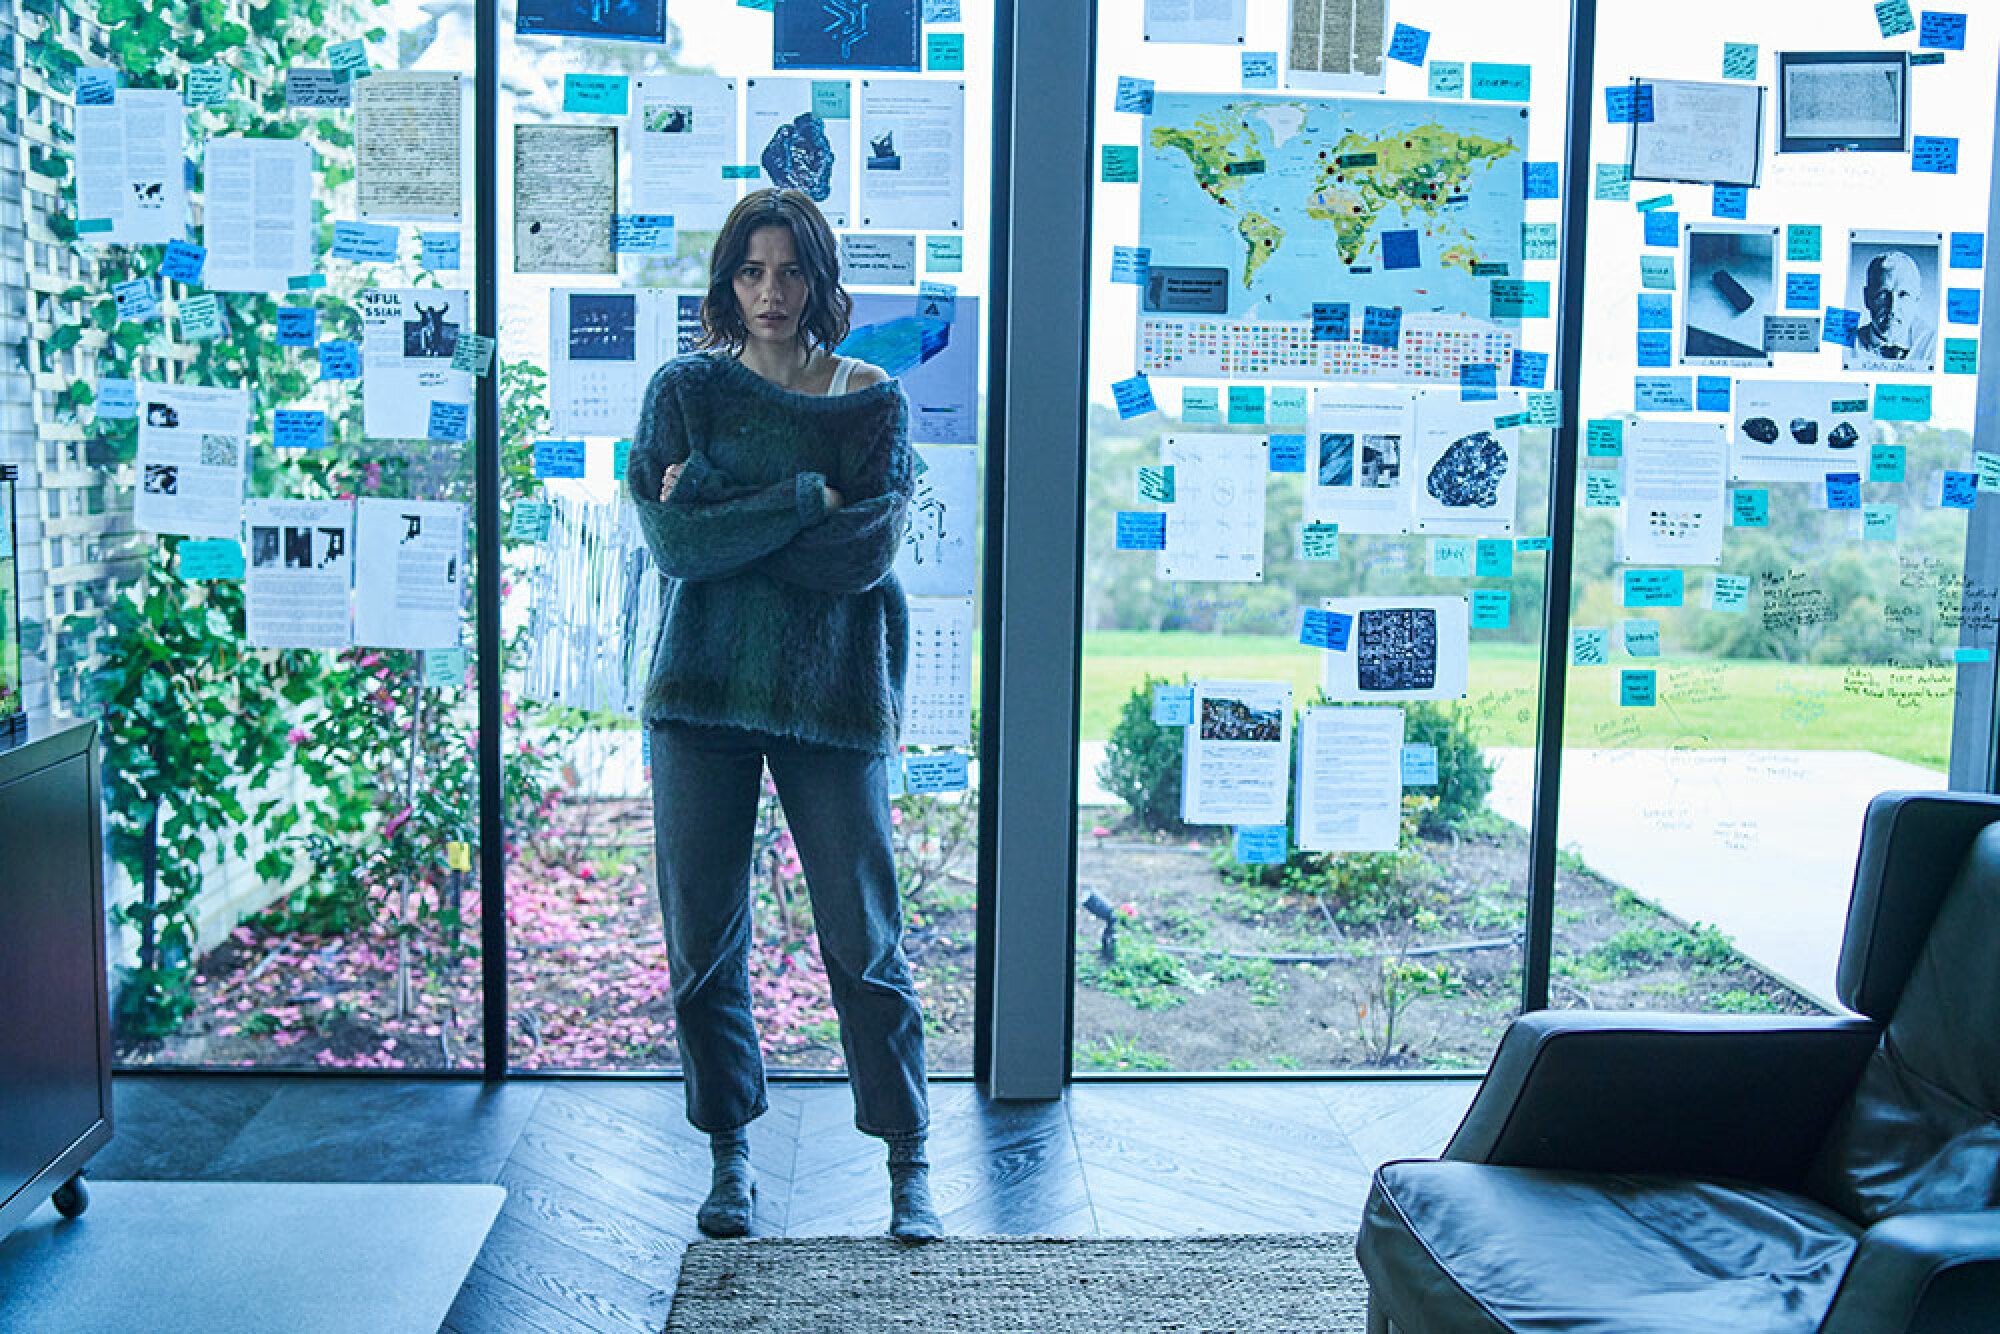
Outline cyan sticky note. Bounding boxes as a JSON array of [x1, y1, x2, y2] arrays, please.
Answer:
[[184, 64, 230, 107], [1114, 75, 1154, 115], [1571, 627, 1609, 666], [1523, 221, 1560, 260], [1527, 390, 1561, 427], [328, 38, 369, 80], [1428, 538, 1474, 578], [1863, 504, 1898, 542], [1785, 272, 1821, 310], [1471, 589, 1511, 629], [928, 32, 966, 71], [1786, 225, 1824, 262], [1943, 470, 1979, 508], [1595, 163, 1631, 200], [1227, 384, 1266, 425], [179, 539, 245, 581], [1362, 305, 1402, 349], [562, 73, 628, 115], [1387, 23, 1430, 66], [273, 408, 328, 450], [1233, 826, 1288, 865], [1301, 522, 1339, 560], [1381, 229, 1421, 271], [1822, 308, 1860, 347], [1953, 647, 1991, 664], [1460, 362, 1498, 401], [1268, 434, 1306, 473], [1474, 538, 1515, 579], [422, 231, 463, 269], [1523, 162, 1559, 199], [1620, 669, 1658, 707], [1112, 375, 1155, 419], [161, 239, 206, 286], [1710, 573, 1750, 612], [428, 400, 470, 442], [1643, 210, 1679, 248], [1877, 0, 1916, 37], [1870, 444, 1907, 483], [1622, 620, 1660, 657], [905, 753, 970, 794], [98, 378, 137, 419], [1637, 331, 1672, 367], [509, 500, 551, 542], [422, 647, 468, 689], [1270, 387, 1307, 424], [1921, 11, 1968, 49], [1713, 185, 1748, 220], [1115, 511, 1166, 549], [612, 214, 675, 253], [1111, 245, 1150, 284], [1623, 569, 1685, 607], [177, 293, 226, 342], [925, 235, 962, 271], [1100, 145, 1138, 183], [332, 220, 398, 262], [1732, 488, 1769, 526], [1490, 279, 1550, 319], [1635, 193, 1675, 213], [1722, 43, 1759, 80], [1945, 339, 1979, 375], [1312, 302, 1351, 341], [1429, 61, 1466, 98], [1517, 536, 1553, 552], [1585, 470, 1622, 507], [1640, 255, 1677, 290], [1637, 294, 1674, 330], [1605, 84, 1655, 123], [1182, 385, 1220, 422], [1470, 63, 1531, 102], [1299, 607, 1353, 651], [1586, 419, 1624, 457], [1510, 350, 1549, 389], [276, 306, 317, 346], [1875, 384, 1933, 421], [1913, 136, 1959, 174], [1401, 743, 1439, 787], [1634, 376, 1694, 412], [1696, 376, 1731, 413], [1152, 684, 1195, 726], [318, 339, 360, 379], [1826, 471, 1863, 510], [1948, 288, 1981, 324], [532, 438, 586, 478], [1951, 232, 1984, 268]]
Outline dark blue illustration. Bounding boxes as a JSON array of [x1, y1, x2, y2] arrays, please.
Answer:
[[773, 0, 920, 71], [760, 113, 836, 202], [517, 0, 666, 44]]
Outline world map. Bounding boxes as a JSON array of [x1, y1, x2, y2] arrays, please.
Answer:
[[1140, 93, 1528, 324]]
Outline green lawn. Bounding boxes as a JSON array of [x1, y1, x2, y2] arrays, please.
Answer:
[[1075, 632, 1952, 772]]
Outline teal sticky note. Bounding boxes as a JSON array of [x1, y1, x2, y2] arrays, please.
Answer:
[[1876, 0, 1915, 38], [613, 438, 632, 482], [1301, 523, 1339, 560], [1471, 589, 1511, 629], [925, 235, 963, 272], [1722, 43, 1758, 80], [1226, 384, 1266, 425], [1863, 504, 1898, 542], [1945, 339, 1979, 375], [1181, 385, 1220, 423], [1516, 536, 1553, 552], [1635, 193, 1674, 213], [562, 73, 629, 115], [1974, 453, 2000, 490], [1594, 164, 1631, 201], [1475, 538, 1513, 578], [179, 538, 245, 581], [1786, 225, 1822, 262], [1621, 620, 1660, 657], [1527, 391, 1561, 427], [1523, 222, 1560, 261], [177, 293, 227, 342], [1640, 255, 1676, 290], [1953, 647, 1992, 664], [1586, 418, 1624, 457], [1428, 538, 1474, 577], [1870, 445, 1906, 484], [810, 80, 851, 119], [1469, 63, 1531, 101], [1233, 826, 1288, 865], [1101, 145, 1138, 183], [1570, 627, 1609, 666], [1620, 669, 1658, 707], [328, 38, 369, 80], [1428, 61, 1465, 98], [184, 64, 230, 106], [1585, 470, 1622, 507], [423, 647, 468, 689], [927, 32, 965, 70], [1623, 569, 1685, 607], [509, 499, 551, 542], [1874, 384, 1933, 422], [1710, 573, 1750, 613], [1489, 279, 1550, 319], [721, 163, 761, 179], [1268, 386, 1308, 424], [1731, 487, 1769, 526]]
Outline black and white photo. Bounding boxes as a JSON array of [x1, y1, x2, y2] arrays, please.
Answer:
[[1681, 222, 1779, 367], [1844, 229, 1941, 373]]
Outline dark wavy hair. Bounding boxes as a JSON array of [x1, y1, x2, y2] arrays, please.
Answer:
[[696, 189, 852, 355]]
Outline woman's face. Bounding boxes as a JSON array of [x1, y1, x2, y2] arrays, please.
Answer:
[[733, 224, 810, 349]]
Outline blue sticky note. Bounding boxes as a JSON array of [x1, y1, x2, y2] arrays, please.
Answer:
[[1732, 488, 1769, 526], [1471, 589, 1511, 629], [1381, 229, 1420, 271], [1623, 569, 1686, 607], [1620, 669, 1658, 708], [113, 277, 160, 322], [1401, 744, 1439, 788], [1460, 362, 1498, 401], [1152, 685, 1195, 727], [1387, 23, 1430, 66], [1920, 12, 1967, 49], [1913, 136, 1959, 174], [1428, 61, 1465, 98], [1943, 471, 1978, 508], [1428, 538, 1474, 578], [1605, 84, 1655, 123], [429, 400, 470, 442], [1785, 273, 1821, 310], [1712, 186, 1747, 219], [1710, 574, 1751, 613], [1182, 386, 1220, 423], [1696, 376, 1731, 413], [1822, 308, 1860, 347], [331, 220, 399, 262], [161, 239, 206, 285], [1114, 76, 1153, 115], [1870, 444, 1907, 484], [1110, 245, 1149, 284], [1636, 331, 1672, 367], [1622, 620, 1661, 657], [1312, 302, 1351, 341], [98, 377, 138, 418], [1299, 608, 1353, 651], [1362, 305, 1401, 349], [612, 214, 676, 253], [1241, 51, 1278, 89], [533, 439, 586, 478], [1518, 535, 1553, 552], [1523, 162, 1559, 199], [1227, 384, 1266, 425], [317, 339, 360, 379], [421, 231, 462, 269], [1637, 294, 1674, 330], [1951, 232, 1985, 268], [1875, 384, 1933, 421], [273, 408, 328, 450], [905, 753, 970, 794], [275, 306, 317, 346], [1469, 63, 1531, 101], [1475, 538, 1513, 579], [1233, 826, 1288, 865], [1643, 210, 1679, 248], [1510, 350, 1548, 389], [1825, 471, 1862, 510], [1268, 434, 1305, 473], [1948, 288, 1981, 324], [1112, 375, 1156, 419], [1634, 376, 1693, 412], [562, 72, 629, 115], [1116, 512, 1166, 549], [178, 539, 245, 581], [77, 67, 119, 106]]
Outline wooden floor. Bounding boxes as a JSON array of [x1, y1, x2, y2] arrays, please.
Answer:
[[92, 1073, 1478, 1334]]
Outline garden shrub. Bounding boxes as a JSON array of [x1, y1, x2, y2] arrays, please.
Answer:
[[1098, 674, 1189, 832], [1399, 701, 1493, 836]]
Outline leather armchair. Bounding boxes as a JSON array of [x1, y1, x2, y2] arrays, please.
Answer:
[[1355, 791, 2000, 1333]]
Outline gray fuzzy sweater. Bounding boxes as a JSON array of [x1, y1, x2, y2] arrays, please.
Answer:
[[625, 352, 913, 755]]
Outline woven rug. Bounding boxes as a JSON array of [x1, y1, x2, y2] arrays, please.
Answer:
[[666, 1233, 1369, 1333]]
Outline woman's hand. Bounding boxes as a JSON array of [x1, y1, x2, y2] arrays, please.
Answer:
[[659, 461, 686, 502], [823, 483, 845, 512]]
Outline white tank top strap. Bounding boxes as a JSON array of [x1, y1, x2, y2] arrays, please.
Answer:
[[827, 355, 858, 395]]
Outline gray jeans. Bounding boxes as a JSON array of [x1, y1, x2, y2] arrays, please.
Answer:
[[648, 719, 930, 1139]]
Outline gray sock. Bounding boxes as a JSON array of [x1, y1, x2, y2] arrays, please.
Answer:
[[697, 1127, 755, 1237], [885, 1132, 942, 1242]]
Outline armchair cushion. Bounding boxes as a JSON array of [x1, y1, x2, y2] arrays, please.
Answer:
[[1819, 1211, 2000, 1334], [1358, 1161, 1860, 1334]]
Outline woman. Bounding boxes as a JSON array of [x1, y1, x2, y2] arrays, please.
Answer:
[[625, 188, 940, 1242]]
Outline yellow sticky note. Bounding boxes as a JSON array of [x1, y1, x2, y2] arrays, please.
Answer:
[[446, 841, 471, 872]]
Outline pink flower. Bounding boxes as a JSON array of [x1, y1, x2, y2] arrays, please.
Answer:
[[286, 726, 310, 745], [1092, 825, 1110, 839], [363, 461, 382, 492], [1117, 901, 1138, 918], [381, 804, 414, 839]]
